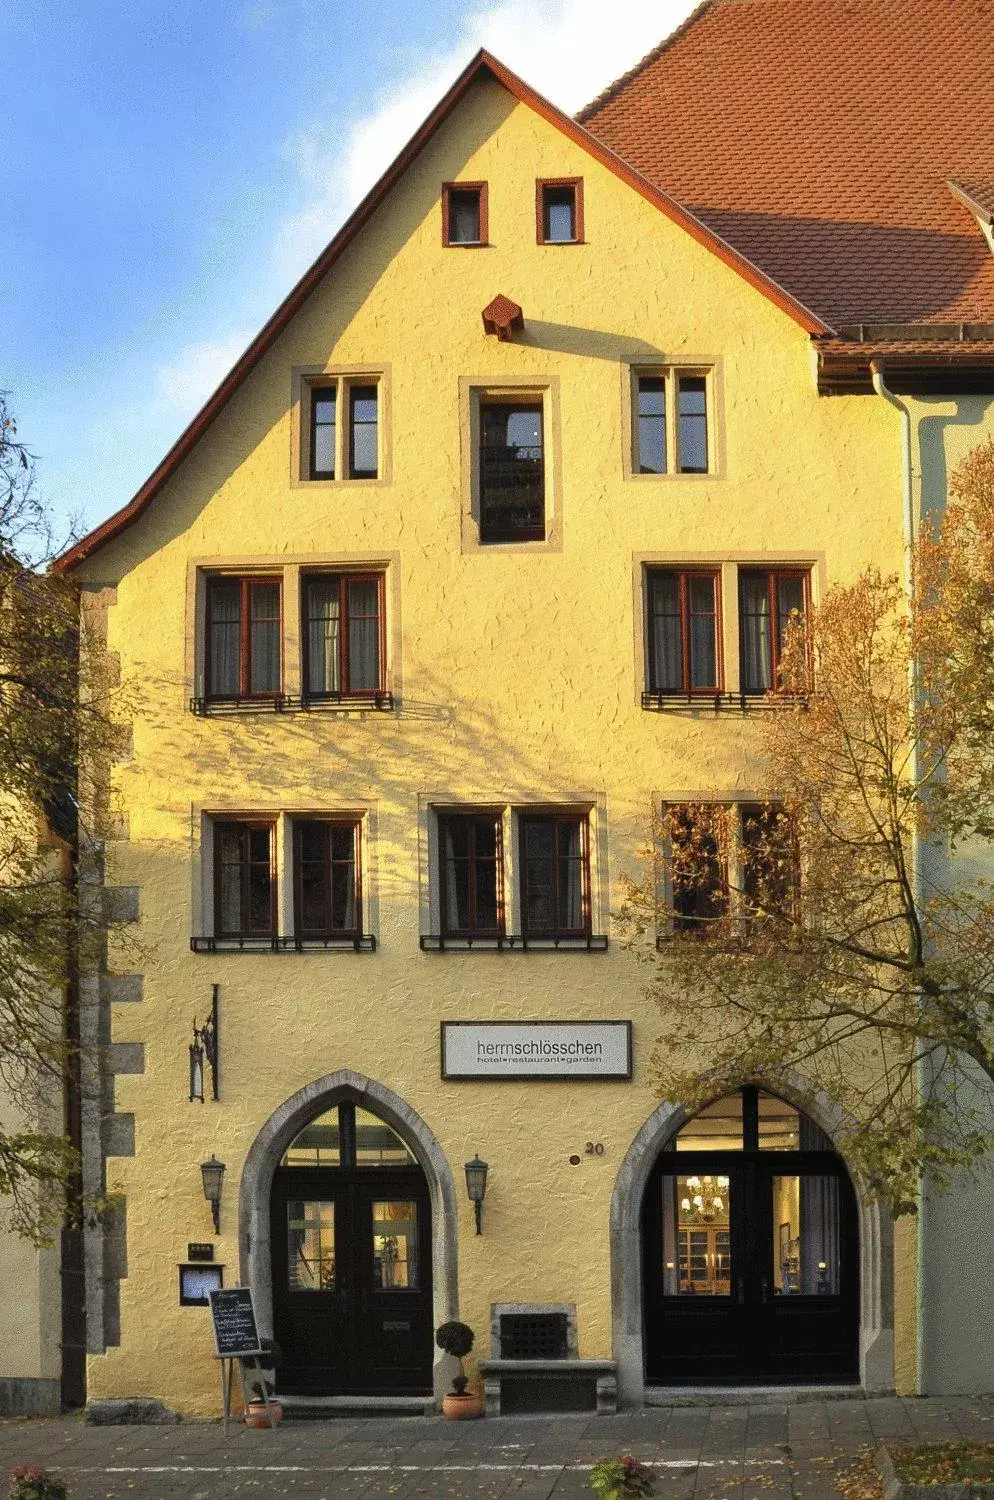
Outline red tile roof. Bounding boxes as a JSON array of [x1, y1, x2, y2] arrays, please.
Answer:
[[579, 0, 994, 332]]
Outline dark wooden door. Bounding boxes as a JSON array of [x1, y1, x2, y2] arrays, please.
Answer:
[[271, 1167, 433, 1395], [643, 1152, 859, 1385]]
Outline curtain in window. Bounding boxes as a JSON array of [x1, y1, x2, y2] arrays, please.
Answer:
[[249, 584, 281, 694], [217, 824, 243, 934], [798, 1176, 841, 1295], [557, 820, 583, 931], [740, 576, 772, 693], [650, 573, 682, 691], [688, 577, 717, 689], [307, 579, 341, 694], [347, 579, 380, 692], [209, 582, 241, 697], [443, 820, 470, 931], [329, 824, 357, 932]]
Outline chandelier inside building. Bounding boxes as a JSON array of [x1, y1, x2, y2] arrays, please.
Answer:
[[680, 1174, 729, 1223]]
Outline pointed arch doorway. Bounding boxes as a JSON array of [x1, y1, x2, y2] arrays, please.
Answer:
[[641, 1088, 860, 1385], [270, 1099, 434, 1395]]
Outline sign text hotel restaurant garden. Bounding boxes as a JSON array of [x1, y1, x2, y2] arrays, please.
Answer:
[[5, 0, 994, 1418]]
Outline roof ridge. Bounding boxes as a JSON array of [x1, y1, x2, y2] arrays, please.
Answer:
[[575, 0, 715, 123]]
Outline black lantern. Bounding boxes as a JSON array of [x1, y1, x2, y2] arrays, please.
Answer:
[[464, 1154, 489, 1236], [200, 1154, 226, 1234], [189, 986, 219, 1103]]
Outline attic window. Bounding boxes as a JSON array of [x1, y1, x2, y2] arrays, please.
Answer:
[[537, 180, 583, 244], [443, 183, 488, 247]]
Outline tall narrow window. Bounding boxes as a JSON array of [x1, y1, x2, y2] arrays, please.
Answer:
[[310, 388, 337, 479], [438, 812, 503, 939], [293, 820, 360, 939], [537, 180, 582, 244], [677, 376, 708, 473], [647, 569, 721, 695], [303, 573, 384, 699], [206, 577, 281, 700], [637, 377, 666, 474], [349, 385, 378, 479], [479, 401, 544, 543], [520, 813, 589, 938], [442, 183, 487, 246], [739, 570, 809, 694], [667, 805, 728, 934], [214, 821, 274, 937]]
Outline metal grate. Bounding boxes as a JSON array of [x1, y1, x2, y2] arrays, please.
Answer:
[[499, 1313, 569, 1361]]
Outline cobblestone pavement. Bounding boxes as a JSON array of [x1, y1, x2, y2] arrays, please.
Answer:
[[1, 1397, 993, 1500]]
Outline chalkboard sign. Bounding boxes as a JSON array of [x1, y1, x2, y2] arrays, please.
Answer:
[[208, 1286, 262, 1359]]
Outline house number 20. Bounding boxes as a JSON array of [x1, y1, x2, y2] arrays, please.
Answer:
[[584, 1141, 605, 1156]]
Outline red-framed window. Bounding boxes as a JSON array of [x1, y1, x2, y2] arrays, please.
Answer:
[[293, 819, 362, 939], [214, 821, 275, 937], [438, 811, 504, 939], [646, 569, 722, 695], [739, 570, 810, 694], [519, 812, 591, 938], [206, 576, 282, 700], [536, 178, 584, 244], [666, 805, 729, 935], [302, 573, 386, 699], [442, 182, 488, 246]]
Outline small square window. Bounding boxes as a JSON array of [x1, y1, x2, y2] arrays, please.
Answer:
[[443, 183, 488, 246], [537, 180, 583, 244]]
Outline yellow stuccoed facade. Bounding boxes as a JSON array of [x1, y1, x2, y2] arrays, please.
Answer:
[[63, 72, 994, 1414]]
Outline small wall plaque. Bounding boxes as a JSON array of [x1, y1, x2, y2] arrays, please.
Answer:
[[179, 1264, 224, 1306], [188, 1243, 215, 1262]]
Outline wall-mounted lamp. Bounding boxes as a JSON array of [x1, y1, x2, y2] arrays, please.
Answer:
[[200, 1154, 226, 1235], [189, 986, 219, 1103], [464, 1154, 489, 1235]]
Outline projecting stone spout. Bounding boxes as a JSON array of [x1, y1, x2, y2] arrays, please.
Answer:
[[482, 294, 524, 340]]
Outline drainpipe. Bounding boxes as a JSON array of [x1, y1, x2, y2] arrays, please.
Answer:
[[869, 358, 926, 1396]]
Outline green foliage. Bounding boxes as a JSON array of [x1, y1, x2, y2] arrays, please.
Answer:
[[588, 1455, 655, 1498], [7, 1466, 67, 1500], [435, 1321, 474, 1359], [620, 443, 994, 1211]]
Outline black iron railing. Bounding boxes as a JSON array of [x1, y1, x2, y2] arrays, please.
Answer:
[[191, 934, 376, 953], [420, 932, 608, 952]]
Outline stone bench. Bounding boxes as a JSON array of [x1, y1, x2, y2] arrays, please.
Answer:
[[478, 1358, 617, 1416]]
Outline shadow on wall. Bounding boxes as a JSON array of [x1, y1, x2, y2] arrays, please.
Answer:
[[917, 396, 994, 518]]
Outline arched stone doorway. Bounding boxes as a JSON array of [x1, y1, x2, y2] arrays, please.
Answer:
[[239, 1070, 458, 1402], [610, 1087, 894, 1404]]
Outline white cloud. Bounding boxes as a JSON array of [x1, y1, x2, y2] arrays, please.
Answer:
[[154, 330, 255, 411], [273, 0, 696, 281]]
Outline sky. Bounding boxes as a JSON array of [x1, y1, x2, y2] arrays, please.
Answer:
[[2, 0, 697, 541]]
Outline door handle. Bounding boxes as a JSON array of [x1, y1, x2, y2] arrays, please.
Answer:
[[736, 1278, 744, 1305]]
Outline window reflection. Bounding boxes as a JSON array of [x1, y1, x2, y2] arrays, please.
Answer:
[[675, 1094, 743, 1151], [282, 1108, 341, 1167], [774, 1175, 840, 1295], [355, 1109, 416, 1167], [373, 1201, 419, 1289], [287, 1200, 335, 1291]]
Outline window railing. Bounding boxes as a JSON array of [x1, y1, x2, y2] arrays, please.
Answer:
[[191, 692, 394, 715], [641, 690, 807, 712], [191, 934, 376, 953], [480, 447, 544, 542], [420, 932, 607, 952]]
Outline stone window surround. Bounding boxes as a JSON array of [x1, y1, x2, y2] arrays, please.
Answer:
[[631, 550, 826, 704], [622, 359, 725, 481], [417, 792, 610, 942], [290, 364, 393, 488], [184, 551, 403, 710], [459, 376, 564, 555]]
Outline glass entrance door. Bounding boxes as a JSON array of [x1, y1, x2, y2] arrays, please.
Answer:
[[642, 1089, 859, 1385], [271, 1103, 434, 1395]]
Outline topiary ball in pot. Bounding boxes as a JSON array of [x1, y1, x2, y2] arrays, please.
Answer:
[[435, 1321, 482, 1417]]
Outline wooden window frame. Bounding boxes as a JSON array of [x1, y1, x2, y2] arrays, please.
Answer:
[[301, 571, 387, 700], [442, 182, 489, 247], [536, 178, 584, 245], [676, 373, 709, 475], [348, 383, 379, 480], [292, 818, 362, 940], [519, 811, 591, 940], [205, 575, 283, 701], [630, 367, 713, 477], [438, 811, 505, 940], [305, 377, 381, 481], [646, 567, 724, 696], [213, 820, 276, 938], [738, 568, 812, 695]]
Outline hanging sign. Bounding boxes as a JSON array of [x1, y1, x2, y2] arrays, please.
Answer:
[[208, 1286, 262, 1359], [441, 1020, 632, 1080]]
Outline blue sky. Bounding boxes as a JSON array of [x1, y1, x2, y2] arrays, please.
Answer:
[[2, 0, 694, 541]]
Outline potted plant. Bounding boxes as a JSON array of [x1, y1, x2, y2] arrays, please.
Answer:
[[243, 1337, 283, 1428], [7, 1468, 67, 1500], [589, 1455, 655, 1499], [435, 1321, 483, 1418]]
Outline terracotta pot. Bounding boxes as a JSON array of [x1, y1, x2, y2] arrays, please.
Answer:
[[442, 1391, 484, 1420], [245, 1399, 283, 1428]]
